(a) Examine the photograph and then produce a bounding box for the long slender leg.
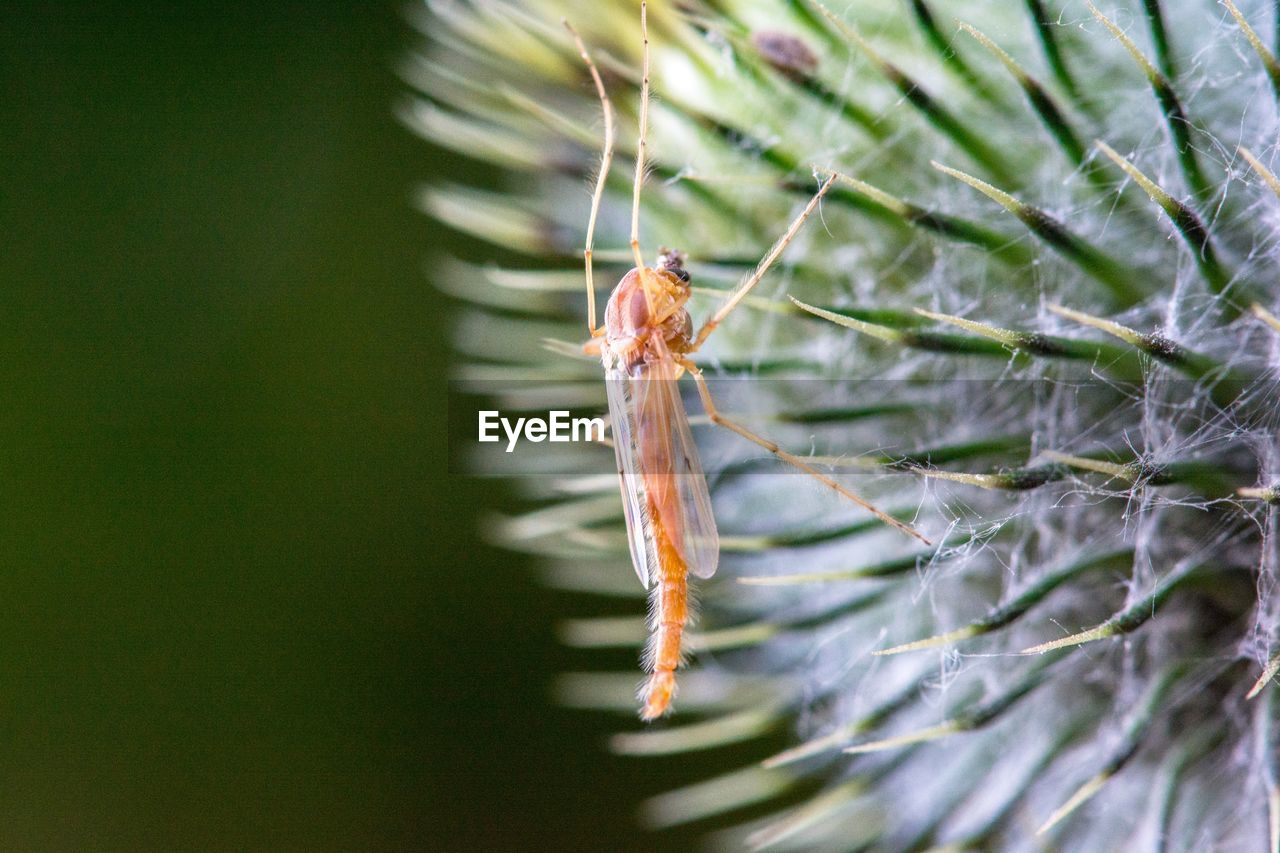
[630,0,651,272]
[689,173,836,352]
[677,356,931,545]
[563,20,615,335]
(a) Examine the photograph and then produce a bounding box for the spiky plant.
[411,0,1280,848]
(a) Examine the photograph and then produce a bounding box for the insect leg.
[630,0,651,272]
[676,356,931,545]
[563,20,615,335]
[689,173,836,352]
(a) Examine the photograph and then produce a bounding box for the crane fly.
[564,3,929,721]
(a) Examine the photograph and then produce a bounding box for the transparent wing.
[605,366,657,588]
[627,356,719,581]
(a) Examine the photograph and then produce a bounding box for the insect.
[564,3,929,721]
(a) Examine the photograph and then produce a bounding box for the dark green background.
[0,3,682,849]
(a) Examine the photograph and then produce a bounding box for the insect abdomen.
[640,511,689,720]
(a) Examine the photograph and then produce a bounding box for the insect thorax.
[602,258,694,369]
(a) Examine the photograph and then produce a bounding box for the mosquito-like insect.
[564,3,929,721]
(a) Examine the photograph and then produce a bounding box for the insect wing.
[629,366,719,580]
[605,367,657,588]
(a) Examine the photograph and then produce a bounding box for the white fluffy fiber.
[417,0,1280,848]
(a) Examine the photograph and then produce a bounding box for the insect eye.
[673,268,691,283]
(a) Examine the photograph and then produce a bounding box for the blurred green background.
[0,2,677,849]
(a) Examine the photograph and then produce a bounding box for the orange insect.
[564,3,928,721]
